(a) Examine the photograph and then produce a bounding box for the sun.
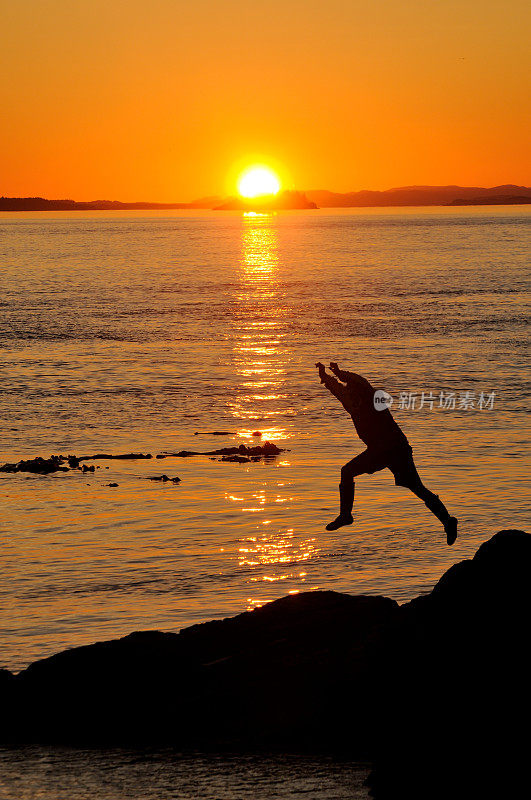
[237,166,281,198]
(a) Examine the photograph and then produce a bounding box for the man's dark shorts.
[344,444,420,487]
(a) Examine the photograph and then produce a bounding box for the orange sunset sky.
[1,0,530,201]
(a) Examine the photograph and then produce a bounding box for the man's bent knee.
[340,464,355,482]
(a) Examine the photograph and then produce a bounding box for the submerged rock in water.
[220,455,251,463]
[0,444,283,470]
[194,431,233,436]
[148,475,181,483]
[159,442,284,459]
[1,451,153,475]
[216,442,283,457]
[79,453,152,461]
[0,455,67,474]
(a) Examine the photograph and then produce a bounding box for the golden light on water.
[237,527,318,569]
[229,212,290,434]
[225,213,321,609]
[237,522,319,601]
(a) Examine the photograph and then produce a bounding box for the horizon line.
[1,182,531,208]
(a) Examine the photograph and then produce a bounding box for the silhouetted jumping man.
[316,362,458,545]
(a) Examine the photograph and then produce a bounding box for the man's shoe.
[445,516,458,546]
[326,514,353,532]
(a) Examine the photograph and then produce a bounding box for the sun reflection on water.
[229,213,293,438]
[226,214,320,608]
[238,522,320,610]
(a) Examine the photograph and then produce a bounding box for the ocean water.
[0,748,370,800]
[1,207,530,678]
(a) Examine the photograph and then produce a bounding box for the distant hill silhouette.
[1,185,530,212]
[306,184,531,207]
[215,190,317,211]
[0,196,220,211]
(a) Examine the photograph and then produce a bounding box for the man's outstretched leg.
[326,477,354,531]
[325,455,369,531]
[406,477,458,545]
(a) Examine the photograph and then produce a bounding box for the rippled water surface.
[0,748,370,800]
[1,207,530,674]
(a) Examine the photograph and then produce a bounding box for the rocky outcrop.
[0,530,528,795]
[0,668,14,689]
[1,591,396,751]
[366,529,531,798]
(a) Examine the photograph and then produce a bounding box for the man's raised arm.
[330,362,370,390]
[316,362,349,404]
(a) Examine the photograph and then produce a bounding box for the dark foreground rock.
[1,591,396,752]
[367,529,531,799]
[1,530,529,797]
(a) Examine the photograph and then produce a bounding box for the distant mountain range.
[1,185,530,211]
[304,184,531,207]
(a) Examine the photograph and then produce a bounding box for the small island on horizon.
[214,190,317,211]
[1,184,530,212]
